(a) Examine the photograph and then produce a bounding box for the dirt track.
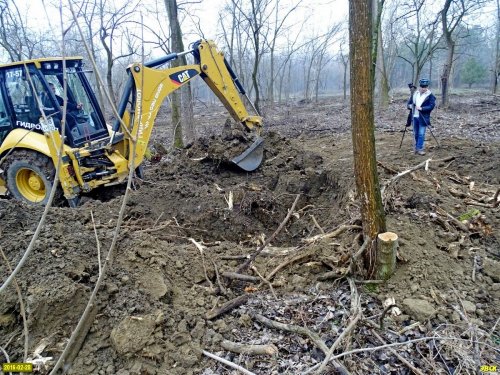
[0,92,499,374]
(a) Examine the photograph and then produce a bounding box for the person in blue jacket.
[407,78,436,155]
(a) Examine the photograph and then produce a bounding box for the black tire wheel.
[4,150,62,205]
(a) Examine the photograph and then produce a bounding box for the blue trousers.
[413,117,427,151]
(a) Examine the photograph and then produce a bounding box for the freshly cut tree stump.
[376,232,398,280]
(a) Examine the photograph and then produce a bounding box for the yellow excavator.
[0,40,263,206]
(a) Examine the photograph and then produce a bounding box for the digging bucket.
[231,137,264,171]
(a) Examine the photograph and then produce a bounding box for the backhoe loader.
[0,40,263,206]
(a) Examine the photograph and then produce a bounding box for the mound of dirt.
[1,93,499,374]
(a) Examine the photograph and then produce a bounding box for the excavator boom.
[112,39,263,171]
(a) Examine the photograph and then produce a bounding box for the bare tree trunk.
[377,27,390,107]
[493,0,500,93]
[165,0,195,146]
[371,0,385,86]
[440,33,454,108]
[349,0,386,276]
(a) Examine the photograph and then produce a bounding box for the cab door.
[0,73,13,145]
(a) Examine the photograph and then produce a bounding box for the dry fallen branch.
[371,330,426,375]
[265,252,314,282]
[315,278,361,374]
[303,224,362,243]
[493,188,500,208]
[251,312,349,373]
[430,204,469,232]
[90,211,102,276]
[381,158,432,196]
[305,335,498,374]
[346,238,371,276]
[221,272,260,283]
[202,349,256,375]
[377,160,399,174]
[310,215,325,234]
[251,266,277,299]
[206,294,249,320]
[221,340,278,356]
[251,312,328,353]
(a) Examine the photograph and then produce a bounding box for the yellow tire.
[4,150,60,205]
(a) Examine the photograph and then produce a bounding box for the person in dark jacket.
[48,83,83,112]
[407,78,436,155]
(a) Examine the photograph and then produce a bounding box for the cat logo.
[178,70,190,83]
[169,69,198,86]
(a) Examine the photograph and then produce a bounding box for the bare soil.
[0,91,499,375]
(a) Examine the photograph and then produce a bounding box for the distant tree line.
[0,0,498,111]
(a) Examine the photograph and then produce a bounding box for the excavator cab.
[1,59,108,148]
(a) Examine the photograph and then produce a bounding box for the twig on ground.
[377,160,399,174]
[220,255,250,260]
[251,312,328,353]
[371,330,426,375]
[353,279,385,284]
[211,259,226,295]
[251,312,350,373]
[303,224,362,244]
[189,238,214,291]
[472,255,480,282]
[221,340,278,356]
[379,304,397,330]
[251,266,277,299]
[346,238,371,275]
[381,158,432,196]
[90,211,102,276]
[304,335,499,374]
[206,294,249,320]
[135,220,173,233]
[0,345,11,375]
[202,349,256,375]
[493,188,500,208]
[152,212,164,228]
[237,194,301,273]
[0,246,29,362]
[265,252,314,282]
[430,204,469,232]
[315,278,361,374]
[221,272,260,283]
[310,215,325,234]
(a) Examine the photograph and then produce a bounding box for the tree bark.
[493,0,500,93]
[164,0,195,146]
[349,0,387,276]
[376,232,397,280]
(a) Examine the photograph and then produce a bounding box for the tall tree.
[338,38,349,101]
[349,0,386,276]
[231,0,273,113]
[439,0,484,107]
[493,0,500,93]
[264,0,302,105]
[0,0,39,61]
[96,0,138,100]
[398,0,441,86]
[165,0,194,147]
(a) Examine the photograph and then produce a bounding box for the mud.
[0,92,499,374]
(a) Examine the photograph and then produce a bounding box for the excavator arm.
[113,39,263,171]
